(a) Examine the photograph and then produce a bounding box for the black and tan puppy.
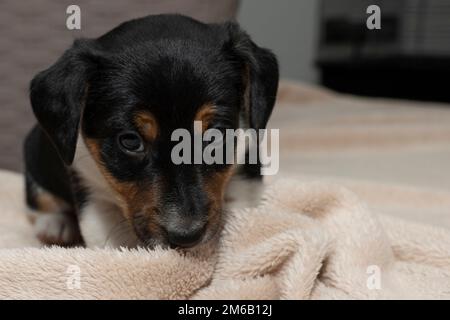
[24,14,278,249]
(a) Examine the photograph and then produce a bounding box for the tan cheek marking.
[204,166,235,224]
[84,137,139,217]
[195,104,216,132]
[128,183,162,236]
[84,137,162,229]
[135,112,159,141]
[208,167,234,200]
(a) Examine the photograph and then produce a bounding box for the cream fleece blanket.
[0,170,449,299]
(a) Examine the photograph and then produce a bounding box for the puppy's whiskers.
[103,218,130,247]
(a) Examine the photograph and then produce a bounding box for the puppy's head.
[30,15,279,248]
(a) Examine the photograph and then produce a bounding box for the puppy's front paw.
[33,212,82,246]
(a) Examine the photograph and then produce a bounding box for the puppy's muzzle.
[163,218,207,248]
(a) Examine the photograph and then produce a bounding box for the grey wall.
[238,0,320,83]
[0,0,239,172]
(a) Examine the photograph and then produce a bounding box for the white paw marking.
[33,211,79,246]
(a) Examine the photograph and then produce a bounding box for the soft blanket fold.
[0,171,449,299]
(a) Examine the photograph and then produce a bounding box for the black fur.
[24,14,279,248]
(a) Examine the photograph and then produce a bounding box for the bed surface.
[272,81,450,228]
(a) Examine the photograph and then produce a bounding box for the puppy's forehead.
[86,33,243,131]
[118,57,238,127]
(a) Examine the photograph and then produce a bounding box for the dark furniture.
[317,0,450,102]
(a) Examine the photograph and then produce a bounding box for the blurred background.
[1,0,450,173]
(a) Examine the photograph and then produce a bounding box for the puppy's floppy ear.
[223,23,279,178]
[224,22,279,130]
[30,39,99,165]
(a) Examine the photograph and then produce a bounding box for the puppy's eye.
[117,131,144,154]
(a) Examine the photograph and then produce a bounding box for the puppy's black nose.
[165,222,206,248]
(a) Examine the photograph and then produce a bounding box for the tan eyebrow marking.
[194,103,216,132]
[134,111,159,141]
